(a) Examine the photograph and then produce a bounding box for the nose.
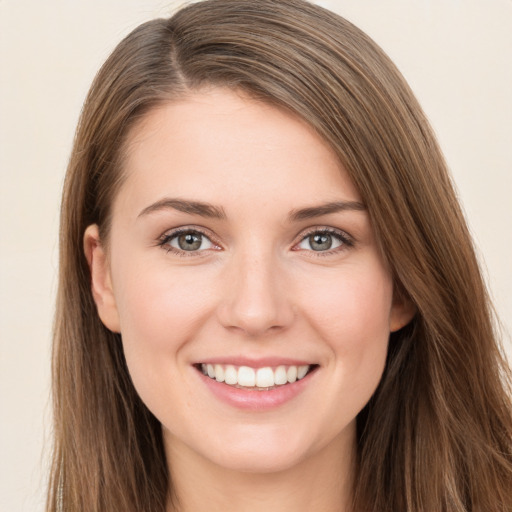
[216,249,294,337]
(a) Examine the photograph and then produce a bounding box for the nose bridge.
[218,243,293,336]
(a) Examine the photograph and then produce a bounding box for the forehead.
[116,88,361,218]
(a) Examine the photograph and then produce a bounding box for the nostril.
[216,296,295,337]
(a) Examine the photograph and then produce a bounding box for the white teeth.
[238,366,255,387]
[224,365,238,385]
[287,366,297,383]
[214,364,225,382]
[200,363,313,388]
[297,365,309,380]
[256,367,274,388]
[274,365,288,385]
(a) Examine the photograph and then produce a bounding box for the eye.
[160,229,216,253]
[295,229,352,253]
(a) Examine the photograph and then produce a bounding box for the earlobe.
[389,293,416,333]
[83,224,121,333]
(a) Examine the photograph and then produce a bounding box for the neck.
[165,429,355,512]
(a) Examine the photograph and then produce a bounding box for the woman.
[47,0,512,510]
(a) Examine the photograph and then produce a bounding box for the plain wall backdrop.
[1,0,511,510]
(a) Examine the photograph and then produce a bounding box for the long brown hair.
[48,0,512,510]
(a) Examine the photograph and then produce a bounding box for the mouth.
[195,363,319,391]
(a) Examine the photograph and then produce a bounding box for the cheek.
[110,255,216,395]
[299,261,393,387]
[113,255,212,343]
[303,263,393,341]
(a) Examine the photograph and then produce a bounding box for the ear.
[83,224,121,333]
[389,290,416,333]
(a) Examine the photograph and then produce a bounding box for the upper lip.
[194,356,316,368]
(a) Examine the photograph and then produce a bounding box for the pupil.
[178,233,202,251]
[310,233,332,251]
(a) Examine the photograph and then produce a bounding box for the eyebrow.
[138,198,227,219]
[137,198,365,222]
[288,200,366,221]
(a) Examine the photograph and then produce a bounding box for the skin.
[85,88,414,511]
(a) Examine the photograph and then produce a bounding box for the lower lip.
[197,369,316,411]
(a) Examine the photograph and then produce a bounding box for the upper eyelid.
[159,225,217,241]
[296,226,353,241]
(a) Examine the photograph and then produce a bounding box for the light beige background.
[1,1,510,510]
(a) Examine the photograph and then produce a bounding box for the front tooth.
[256,367,274,388]
[287,366,298,383]
[297,365,309,380]
[207,364,215,378]
[274,365,288,385]
[214,364,225,382]
[238,366,256,387]
[224,365,237,385]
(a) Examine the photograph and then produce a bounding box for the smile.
[199,363,315,390]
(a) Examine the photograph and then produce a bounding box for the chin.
[208,445,308,474]
[189,423,328,474]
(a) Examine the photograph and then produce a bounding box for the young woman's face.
[86,89,412,474]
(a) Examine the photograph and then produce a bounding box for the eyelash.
[157,226,354,257]
[157,227,220,257]
[293,227,354,257]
